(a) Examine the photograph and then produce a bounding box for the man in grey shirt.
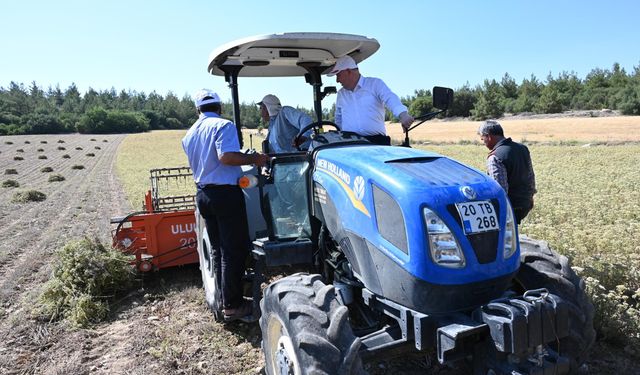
[478,120,536,224]
[258,94,313,153]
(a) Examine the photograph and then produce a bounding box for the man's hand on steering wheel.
[292,135,308,148]
[294,120,340,151]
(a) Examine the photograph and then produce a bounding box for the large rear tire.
[260,273,364,375]
[197,224,224,322]
[515,236,595,372]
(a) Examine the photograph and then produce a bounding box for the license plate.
[455,200,499,234]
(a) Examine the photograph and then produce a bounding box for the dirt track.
[0,134,133,373]
[1,133,638,374]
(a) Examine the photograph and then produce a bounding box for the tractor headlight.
[424,208,465,268]
[503,200,517,259]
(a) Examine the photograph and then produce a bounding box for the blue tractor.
[197,33,595,374]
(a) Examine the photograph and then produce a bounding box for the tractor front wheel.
[514,236,595,372]
[260,273,364,375]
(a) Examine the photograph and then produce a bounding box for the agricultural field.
[0,115,639,374]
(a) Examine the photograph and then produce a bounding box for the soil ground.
[0,132,638,374]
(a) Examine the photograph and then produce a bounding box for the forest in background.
[1,62,639,135]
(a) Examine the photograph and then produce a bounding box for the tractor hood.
[312,144,519,291]
[314,145,488,190]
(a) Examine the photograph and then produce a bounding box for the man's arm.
[286,108,315,148]
[220,151,269,167]
[334,92,343,127]
[487,155,509,192]
[215,122,270,166]
[374,78,413,129]
[527,154,536,195]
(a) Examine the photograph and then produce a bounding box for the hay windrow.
[36,238,135,328]
[2,180,19,188]
[11,190,47,203]
[48,174,65,182]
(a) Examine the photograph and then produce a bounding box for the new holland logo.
[353,176,365,201]
[461,186,477,200]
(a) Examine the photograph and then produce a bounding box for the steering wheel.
[294,120,340,151]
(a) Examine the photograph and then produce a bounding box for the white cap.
[326,55,358,76]
[258,94,282,116]
[193,88,221,108]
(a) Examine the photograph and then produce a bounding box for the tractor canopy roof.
[208,32,380,77]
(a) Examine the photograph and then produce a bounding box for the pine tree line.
[2,62,639,135]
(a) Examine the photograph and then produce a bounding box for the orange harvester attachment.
[111,167,198,272]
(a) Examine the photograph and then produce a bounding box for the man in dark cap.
[478,119,536,224]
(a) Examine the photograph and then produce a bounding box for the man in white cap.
[327,55,414,145]
[182,89,269,322]
[258,94,314,153]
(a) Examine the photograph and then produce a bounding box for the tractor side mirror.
[323,86,337,96]
[319,86,337,101]
[433,86,454,111]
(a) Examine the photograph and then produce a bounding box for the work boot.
[223,300,256,323]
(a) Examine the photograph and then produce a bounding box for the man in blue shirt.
[182,89,269,322]
[327,55,414,145]
[258,94,314,153]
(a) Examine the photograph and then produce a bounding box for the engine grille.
[447,199,501,264]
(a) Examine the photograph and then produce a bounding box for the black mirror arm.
[408,109,446,131]
[401,108,447,147]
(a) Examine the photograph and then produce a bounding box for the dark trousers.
[514,202,533,225]
[342,131,391,146]
[196,185,250,309]
[363,134,391,146]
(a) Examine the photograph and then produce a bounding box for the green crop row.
[427,143,640,350]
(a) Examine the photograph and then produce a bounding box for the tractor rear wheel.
[198,226,224,322]
[260,273,364,375]
[514,236,595,372]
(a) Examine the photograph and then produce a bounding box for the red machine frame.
[111,167,198,272]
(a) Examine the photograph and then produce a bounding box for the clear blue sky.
[2,0,639,110]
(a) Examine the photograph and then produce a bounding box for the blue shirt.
[267,106,313,153]
[182,112,242,186]
[335,75,408,136]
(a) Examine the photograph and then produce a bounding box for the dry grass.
[116,130,190,209]
[106,120,640,373]
[386,115,640,144]
[116,129,261,209]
